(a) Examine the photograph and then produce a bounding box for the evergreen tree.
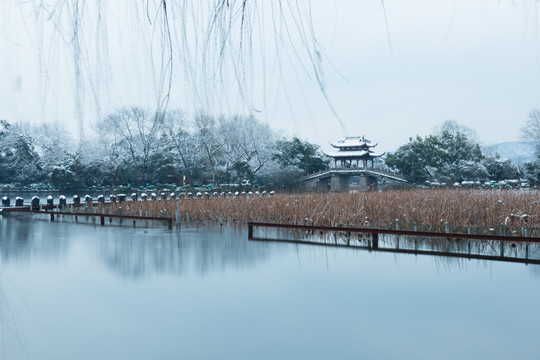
[273,137,329,175]
[386,121,488,184]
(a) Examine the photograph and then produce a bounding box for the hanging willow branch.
[19,0,346,137]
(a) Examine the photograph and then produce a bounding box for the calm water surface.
[0,214,539,360]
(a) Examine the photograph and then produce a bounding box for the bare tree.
[162,110,197,184]
[219,115,277,175]
[96,106,165,184]
[521,108,540,144]
[194,113,224,185]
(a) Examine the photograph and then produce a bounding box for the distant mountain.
[482,142,537,164]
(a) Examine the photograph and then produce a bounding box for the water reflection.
[0,214,70,263]
[97,225,276,279]
[3,214,540,279]
[0,216,278,279]
[250,226,540,266]
[2,215,540,360]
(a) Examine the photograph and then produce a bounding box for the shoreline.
[2,189,540,237]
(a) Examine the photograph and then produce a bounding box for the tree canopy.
[386,121,520,184]
[273,137,329,175]
[0,110,326,190]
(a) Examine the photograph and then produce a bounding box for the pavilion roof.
[330,136,377,149]
[323,150,385,158]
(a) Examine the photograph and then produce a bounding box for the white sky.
[1,0,540,153]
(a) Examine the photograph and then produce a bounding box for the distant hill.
[482,142,537,164]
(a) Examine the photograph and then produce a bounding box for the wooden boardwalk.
[248,222,540,265]
[247,222,540,243]
[1,205,174,229]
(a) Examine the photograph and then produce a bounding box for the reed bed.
[90,189,540,235]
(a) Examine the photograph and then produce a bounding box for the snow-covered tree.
[94,107,165,185]
[193,113,226,185]
[273,137,329,176]
[386,120,494,184]
[521,108,540,145]
[219,115,277,178]
[0,120,43,184]
[520,108,540,185]
[482,155,522,181]
[159,110,197,185]
[32,122,73,169]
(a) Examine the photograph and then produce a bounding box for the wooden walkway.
[247,222,540,265]
[1,205,174,229]
[247,222,540,243]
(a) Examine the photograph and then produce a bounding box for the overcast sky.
[1,0,539,153]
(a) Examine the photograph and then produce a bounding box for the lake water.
[1,214,539,360]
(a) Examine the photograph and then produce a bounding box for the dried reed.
[92,189,540,234]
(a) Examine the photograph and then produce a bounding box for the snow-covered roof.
[323,150,385,158]
[330,136,377,149]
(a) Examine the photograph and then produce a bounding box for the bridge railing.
[303,167,407,182]
[362,168,407,181]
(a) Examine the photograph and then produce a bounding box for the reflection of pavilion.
[323,136,385,169]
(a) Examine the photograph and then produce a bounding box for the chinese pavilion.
[324,136,385,169]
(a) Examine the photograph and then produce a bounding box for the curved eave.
[323,151,385,158]
[329,141,378,149]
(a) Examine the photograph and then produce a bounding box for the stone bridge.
[302,168,407,192]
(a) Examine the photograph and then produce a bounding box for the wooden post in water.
[176,200,180,227]
[248,224,253,239]
[467,227,472,255]
[100,216,105,226]
[372,232,379,249]
[31,196,40,211]
[1,196,10,207]
[395,219,400,249]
